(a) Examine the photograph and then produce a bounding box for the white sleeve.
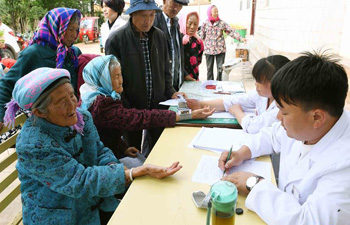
[245,168,350,225]
[244,121,284,158]
[240,107,279,134]
[223,90,258,112]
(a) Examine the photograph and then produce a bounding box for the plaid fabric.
[30,8,81,68]
[140,37,152,108]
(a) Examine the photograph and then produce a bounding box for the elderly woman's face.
[62,22,79,47]
[44,83,78,127]
[211,6,219,19]
[186,14,198,36]
[111,66,123,94]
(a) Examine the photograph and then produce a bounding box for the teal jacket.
[16,108,125,225]
[0,43,81,121]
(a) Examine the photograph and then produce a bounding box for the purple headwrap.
[4,67,84,134]
[30,8,82,69]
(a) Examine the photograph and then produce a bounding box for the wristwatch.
[246,175,264,192]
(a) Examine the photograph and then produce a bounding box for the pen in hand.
[223,145,233,177]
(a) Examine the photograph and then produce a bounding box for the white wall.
[253,0,346,60]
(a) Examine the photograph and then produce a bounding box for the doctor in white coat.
[219,52,350,225]
[100,0,127,49]
[187,55,290,134]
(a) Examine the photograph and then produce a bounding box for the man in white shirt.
[219,51,350,224]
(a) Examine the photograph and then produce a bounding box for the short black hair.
[101,0,125,15]
[252,55,290,83]
[271,51,348,117]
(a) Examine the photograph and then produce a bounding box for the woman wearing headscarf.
[0,7,82,130]
[179,11,204,81]
[80,55,215,163]
[199,5,244,81]
[4,67,182,225]
[100,0,126,49]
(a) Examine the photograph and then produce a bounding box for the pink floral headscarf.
[207,5,220,23]
[179,11,201,45]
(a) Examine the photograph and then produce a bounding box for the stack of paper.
[192,155,272,185]
[191,127,252,153]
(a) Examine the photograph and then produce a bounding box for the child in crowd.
[187,55,290,134]
[220,51,350,224]
[179,11,204,81]
[80,55,214,167]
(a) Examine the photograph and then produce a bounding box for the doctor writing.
[218,51,350,225]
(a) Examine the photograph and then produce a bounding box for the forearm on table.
[200,99,225,111]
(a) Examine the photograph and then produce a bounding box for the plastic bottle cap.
[236,208,244,215]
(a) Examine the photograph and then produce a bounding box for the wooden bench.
[0,113,27,225]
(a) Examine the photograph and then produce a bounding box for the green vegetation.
[0,0,101,33]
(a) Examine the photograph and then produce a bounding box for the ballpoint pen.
[223,145,233,176]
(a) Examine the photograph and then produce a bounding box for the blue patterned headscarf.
[30,7,81,68]
[80,55,121,110]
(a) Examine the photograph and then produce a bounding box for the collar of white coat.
[308,111,350,171]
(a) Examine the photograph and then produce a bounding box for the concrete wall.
[252,0,347,61]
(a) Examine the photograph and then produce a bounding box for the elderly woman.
[80,55,214,163]
[179,11,204,81]
[4,68,182,225]
[0,7,82,130]
[100,0,126,49]
[199,5,243,81]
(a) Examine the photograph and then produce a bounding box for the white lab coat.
[222,90,279,134]
[243,111,350,225]
[100,16,126,48]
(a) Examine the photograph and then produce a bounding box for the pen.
[223,145,233,176]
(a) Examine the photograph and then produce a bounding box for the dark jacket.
[153,12,186,90]
[0,43,81,121]
[88,95,176,158]
[105,19,176,110]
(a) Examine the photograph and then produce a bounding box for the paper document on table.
[191,155,272,185]
[159,99,181,106]
[191,127,252,152]
[208,112,235,119]
[220,84,245,93]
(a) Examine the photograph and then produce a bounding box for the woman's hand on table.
[124,147,140,157]
[127,162,183,182]
[144,162,182,179]
[186,99,201,110]
[191,106,215,119]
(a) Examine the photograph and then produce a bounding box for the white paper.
[208,112,235,119]
[220,84,245,93]
[191,127,252,152]
[159,99,181,106]
[191,155,272,185]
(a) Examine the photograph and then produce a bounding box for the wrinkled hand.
[145,161,182,179]
[191,106,215,119]
[222,171,255,196]
[124,147,140,157]
[218,150,244,172]
[171,92,188,99]
[186,99,201,110]
[228,104,243,115]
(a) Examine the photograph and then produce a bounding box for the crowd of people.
[1,0,350,224]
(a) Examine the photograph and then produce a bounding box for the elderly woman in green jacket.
[0,7,82,130]
[4,67,182,225]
